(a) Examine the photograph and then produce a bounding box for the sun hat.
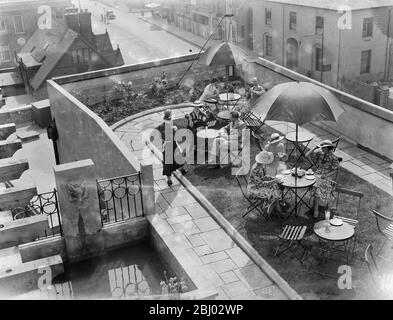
[255,151,274,165]
[317,139,334,149]
[269,133,284,144]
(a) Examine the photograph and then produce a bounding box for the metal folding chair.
[241,111,264,133]
[274,225,308,264]
[371,210,393,263]
[364,244,392,298]
[235,175,268,220]
[331,187,363,228]
[332,136,341,152]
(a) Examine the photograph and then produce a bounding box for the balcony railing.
[97,173,144,226]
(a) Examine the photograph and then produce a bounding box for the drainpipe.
[384,7,392,81]
[282,5,285,66]
[336,27,342,89]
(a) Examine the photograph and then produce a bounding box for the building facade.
[15,9,124,98]
[0,0,73,69]
[158,0,253,47]
[252,0,393,101]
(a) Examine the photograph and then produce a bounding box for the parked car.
[106,11,116,20]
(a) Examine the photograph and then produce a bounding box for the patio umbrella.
[252,81,344,125]
[197,41,250,68]
[197,41,253,104]
[252,81,345,215]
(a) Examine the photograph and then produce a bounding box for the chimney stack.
[64,11,92,36]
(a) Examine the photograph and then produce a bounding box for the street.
[73,0,199,65]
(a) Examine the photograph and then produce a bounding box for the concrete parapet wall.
[55,54,225,105]
[0,123,16,140]
[0,105,32,126]
[19,236,66,263]
[0,158,28,182]
[148,215,197,293]
[0,254,63,298]
[102,217,148,251]
[47,80,140,179]
[0,184,36,210]
[0,139,22,159]
[0,215,48,249]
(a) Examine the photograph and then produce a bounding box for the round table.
[217,110,231,121]
[313,220,355,262]
[279,174,316,217]
[313,220,354,242]
[280,174,316,188]
[286,131,315,143]
[218,93,241,110]
[196,128,219,139]
[196,128,219,164]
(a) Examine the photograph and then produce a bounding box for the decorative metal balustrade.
[97,173,144,226]
[12,189,62,239]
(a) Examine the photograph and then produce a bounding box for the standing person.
[249,77,265,104]
[157,110,187,186]
[306,140,340,218]
[264,133,288,176]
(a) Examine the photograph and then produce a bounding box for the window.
[362,17,373,38]
[83,48,90,63]
[289,12,296,30]
[240,25,245,38]
[264,35,272,57]
[360,50,371,74]
[55,8,64,19]
[71,48,90,64]
[0,45,11,62]
[315,47,323,71]
[13,15,24,34]
[0,18,6,33]
[265,8,272,25]
[315,16,324,35]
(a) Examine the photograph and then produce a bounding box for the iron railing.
[97,173,144,226]
[12,189,62,239]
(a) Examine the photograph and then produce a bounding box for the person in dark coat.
[158,110,186,186]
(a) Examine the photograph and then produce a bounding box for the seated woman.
[196,78,220,115]
[247,151,282,215]
[263,133,288,176]
[185,103,207,130]
[306,139,340,218]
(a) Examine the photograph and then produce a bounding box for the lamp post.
[384,7,392,81]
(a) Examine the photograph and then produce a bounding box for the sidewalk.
[137,16,207,49]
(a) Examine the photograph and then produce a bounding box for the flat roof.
[263,0,393,11]
[0,72,23,87]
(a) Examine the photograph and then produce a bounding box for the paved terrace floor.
[112,106,393,299]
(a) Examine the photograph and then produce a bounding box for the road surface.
[74,0,199,65]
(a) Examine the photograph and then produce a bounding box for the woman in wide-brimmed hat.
[306,139,340,217]
[247,151,282,217]
[263,133,288,176]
